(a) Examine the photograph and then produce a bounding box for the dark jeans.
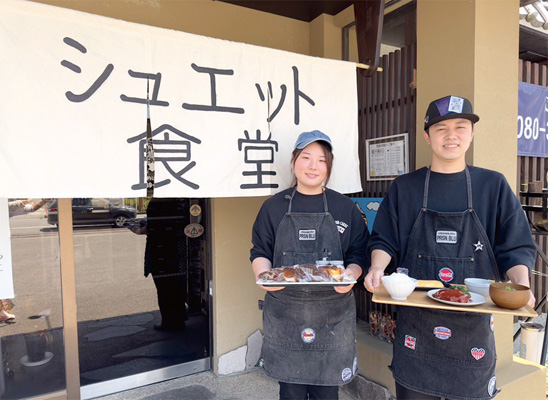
[396,382,443,400]
[279,382,338,400]
[153,274,187,328]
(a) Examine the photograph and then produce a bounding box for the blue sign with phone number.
[518,82,548,157]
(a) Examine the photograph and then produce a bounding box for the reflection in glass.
[75,197,210,387]
[2,199,65,399]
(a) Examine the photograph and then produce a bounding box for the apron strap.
[422,169,431,209]
[287,187,297,214]
[464,165,473,209]
[322,189,329,214]
[422,166,473,209]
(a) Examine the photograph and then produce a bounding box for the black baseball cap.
[424,95,479,130]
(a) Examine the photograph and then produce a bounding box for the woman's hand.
[334,263,362,294]
[252,257,285,292]
[258,284,286,292]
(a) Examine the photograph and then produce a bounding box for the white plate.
[427,289,486,306]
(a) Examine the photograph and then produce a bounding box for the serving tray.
[372,283,537,317]
[257,278,356,287]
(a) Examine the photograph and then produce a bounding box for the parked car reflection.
[47,198,137,228]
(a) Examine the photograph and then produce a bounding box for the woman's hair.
[290,140,334,187]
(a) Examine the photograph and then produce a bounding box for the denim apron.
[391,167,501,399]
[261,188,358,386]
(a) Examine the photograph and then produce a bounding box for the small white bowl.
[382,275,418,301]
[464,278,494,298]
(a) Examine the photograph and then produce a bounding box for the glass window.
[75,197,210,390]
[2,199,65,399]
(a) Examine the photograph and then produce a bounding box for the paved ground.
[94,369,357,400]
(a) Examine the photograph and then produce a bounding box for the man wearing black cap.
[364,95,536,399]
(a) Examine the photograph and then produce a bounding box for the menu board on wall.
[0,199,15,299]
[366,133,409,181]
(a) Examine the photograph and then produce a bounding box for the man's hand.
[506,264,536,308]
[363,249,392,293]
[363,265,385,293]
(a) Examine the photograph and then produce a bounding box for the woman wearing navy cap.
[364,96,536,399]
[251,130,369,399]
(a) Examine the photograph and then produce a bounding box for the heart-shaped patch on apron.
[471,347,485,360]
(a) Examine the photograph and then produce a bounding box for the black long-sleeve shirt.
[250,187,370,269]
[367,166,536,277]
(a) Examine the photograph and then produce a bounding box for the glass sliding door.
[1,199,66,399]
[71,197,211,399]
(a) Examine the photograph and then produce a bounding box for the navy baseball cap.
[294,130,333,150]
[424,95,479,130]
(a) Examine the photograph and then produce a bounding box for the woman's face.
[292,141,328,194]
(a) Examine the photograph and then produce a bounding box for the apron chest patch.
[436,230,457,244]
[488,376,497,396]
[433,326,452,340]
[438,267,454,282]
[298,229,316,241]
[473,240,484,251]
[341,367,352,383]
[301,328,316,343]
[404,335,416,350]
[471,347,486,360]
[487,377,497,397]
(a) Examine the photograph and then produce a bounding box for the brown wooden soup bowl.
[489,282,530,310]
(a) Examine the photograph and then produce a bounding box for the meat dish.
[432,288,472,303]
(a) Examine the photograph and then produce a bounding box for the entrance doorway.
[1,197,211,400]
[78,197,212,399]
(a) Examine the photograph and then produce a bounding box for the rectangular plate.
[372,283,537,317]
[415,286,446,291]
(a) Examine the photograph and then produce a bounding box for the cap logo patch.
[471,347,486,360]
[435,96,465,116]
[448,96,465,113]
[435,96,451,116]
[433,326,452,340]
[438,267,454,282]
[404,335,416,350]
[301,328,316,343]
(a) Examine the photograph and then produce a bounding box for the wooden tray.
[372,284,537,318]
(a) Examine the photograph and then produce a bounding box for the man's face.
[424,118,475,168]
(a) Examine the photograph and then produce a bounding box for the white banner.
[0,0,361,198]
[0,199,15,299]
